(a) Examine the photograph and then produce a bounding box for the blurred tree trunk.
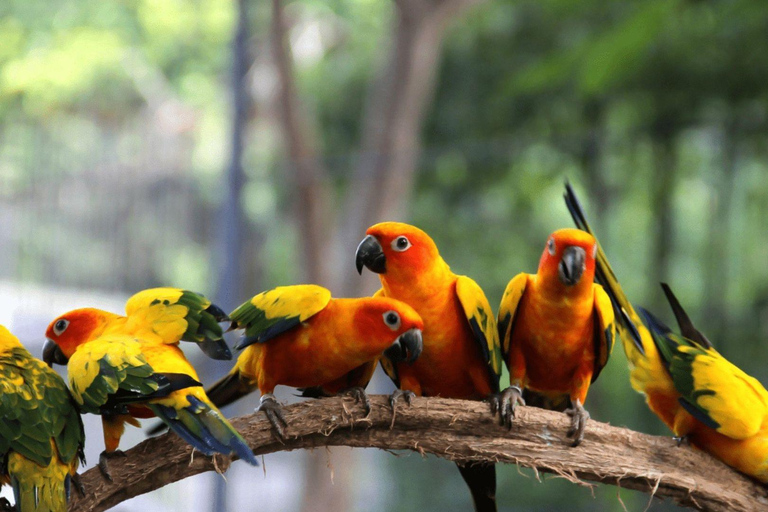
[338,0,484,296]
[702,110,738,345]
[214,1,254,510]
[270,1,485,511]
[579,99,609,236]
[649,115,677,296]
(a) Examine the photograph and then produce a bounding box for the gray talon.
[389,389,415,413]
[490,386,525,429]
[344,387,371,416]
[565,399,590,447]
[98,450,126,482]
[258,393,288,439]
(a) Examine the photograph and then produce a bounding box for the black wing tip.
[659,282,713,349]
[205,303,230,323]
[199,338,233,360]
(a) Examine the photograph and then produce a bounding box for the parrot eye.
[391,236,411,252]
[547,238,556,255]
[382,311,401,330]
[53,319,69,336]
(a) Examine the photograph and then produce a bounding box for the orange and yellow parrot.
[0,325,84,512]
[42,288,257,480]
[355,222,502,512]
[495,228,615,446]
[205,284,424,438]
[565,182,768,482]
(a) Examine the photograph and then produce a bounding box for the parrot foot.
[257,393,288,439]
[565,399,590,447]
[342,387,371,417]
[0,497,13,511]
[489,386,526,429]
[673,435,689,447]
[389,389,415,412]
[71,472,86,497]
[98,449,126,482]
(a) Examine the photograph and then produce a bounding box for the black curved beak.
[383,328,423,365]
[558,246,586,286]
[355,235,386,275]
[42,339,69,367]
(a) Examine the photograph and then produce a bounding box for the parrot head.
[356,222,442,279]
[538,228,597,288]
[357,297,424,364]
[43,308,117,366]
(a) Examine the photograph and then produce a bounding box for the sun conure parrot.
[205,284,424,438]
[565,182,768,482]
[42,288,257,480]
[0,324,84,512]
[355,222,502,512]
[495,228,615,446]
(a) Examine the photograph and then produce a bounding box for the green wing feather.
[231,285,332,349]
[125,288,231,360]
[0,346,85,468]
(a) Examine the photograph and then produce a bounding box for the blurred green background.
[2,0,767,510]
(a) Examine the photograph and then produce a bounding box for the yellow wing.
[455,275,502,393]
[497,273,530,360]
[680,346,768,439]
[591,285,615,382]
[230,284,332,349]
[124,287,231,360]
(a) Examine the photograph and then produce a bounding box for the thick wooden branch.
[69,396,768,512]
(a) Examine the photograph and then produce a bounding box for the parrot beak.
[384,328,423,365]
[355,235,386,275]
[558,246,586,286]
[42,339,69,367]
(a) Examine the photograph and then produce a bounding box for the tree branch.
[68,396,768,512]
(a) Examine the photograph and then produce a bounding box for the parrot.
[205,284,424,438]
[495,228,616,446]
[565,182,768,482]
[0,324,84,512]
[42,287,257,480]
[355,222,502,512]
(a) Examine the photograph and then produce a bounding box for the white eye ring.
[391,236,411,252]
[547,238,556,255]
[53,319,69,336]
[382,311,401,331]
[592,244,597,259]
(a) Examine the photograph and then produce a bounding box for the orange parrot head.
[355,297,424,364]
[355,222,441,279]
[43,308,117,366]
[537,228,597,288]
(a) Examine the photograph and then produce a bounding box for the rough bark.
[69,396,768,512]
